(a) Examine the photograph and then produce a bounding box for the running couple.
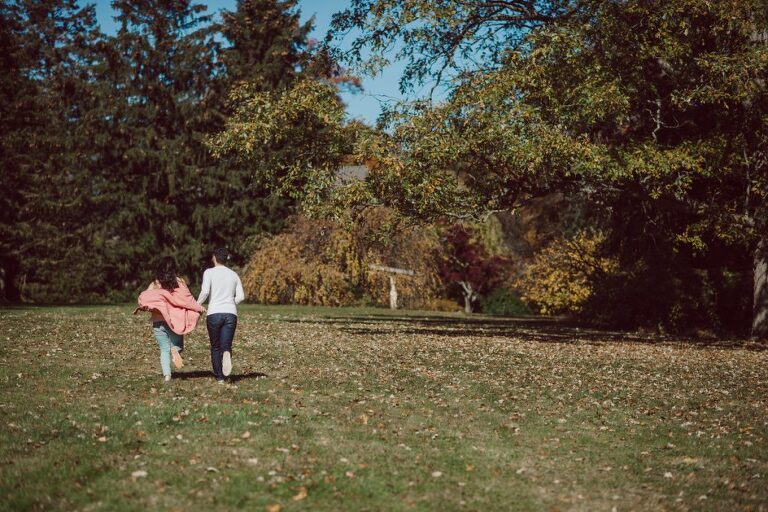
[136,248,244,384]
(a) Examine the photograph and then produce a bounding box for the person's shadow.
[172,370,268,382]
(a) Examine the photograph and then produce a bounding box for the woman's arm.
[197,270,211,305]
[235,275,245,305]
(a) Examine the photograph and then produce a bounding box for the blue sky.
[89,0,421,125]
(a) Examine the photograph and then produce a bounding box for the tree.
[515,231,618,315]
[242,209,444,308]
[219,0,313,90]
[86,0,222,294]
[327,0,576,93]
[439,224,507,313]
[207,79,352,216]
[315,0,768,335]
[0,0,105,301]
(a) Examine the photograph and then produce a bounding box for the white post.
[367,264,413,310]
[389,276,398,310]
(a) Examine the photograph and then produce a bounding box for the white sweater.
[197,265,245,316]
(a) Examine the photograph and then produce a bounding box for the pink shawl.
[135,282,203,335]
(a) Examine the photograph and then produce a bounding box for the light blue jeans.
[152,321,184,377]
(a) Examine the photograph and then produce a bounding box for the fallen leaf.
[292,486,308,501]
[241,431,251,439]
[265,505,281,512]
[131,470,147,479]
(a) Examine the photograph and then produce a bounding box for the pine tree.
[188,0,323,269]
[220,0,313,90]
[0,0,104,301]
[94,0,221,291]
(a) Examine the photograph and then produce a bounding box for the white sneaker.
[163,375,171,382]
[222,351,232,377]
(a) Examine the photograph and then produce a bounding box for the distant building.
[335,164,369,185]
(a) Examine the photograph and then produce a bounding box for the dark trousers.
[206,313,237,381]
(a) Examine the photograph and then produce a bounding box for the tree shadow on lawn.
[172,370,268,382]
[276,313,766,351]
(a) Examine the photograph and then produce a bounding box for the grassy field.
[0,305,766,511]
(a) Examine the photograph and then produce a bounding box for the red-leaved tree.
[439,224,507,313]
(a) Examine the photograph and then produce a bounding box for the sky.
[89,0,419,125]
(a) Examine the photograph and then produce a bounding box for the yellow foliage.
[515,231,618,315]
[243,209,445,308]
[424,298,462,312]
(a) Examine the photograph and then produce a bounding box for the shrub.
[479,288,531,316]
[515,231,618,315]
[425,298,462,312]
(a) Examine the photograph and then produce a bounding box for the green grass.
[0,305,766,511]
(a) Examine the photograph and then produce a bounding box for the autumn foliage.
[515,231,619,315]
[243,208,444,308]
[438,224,508,313]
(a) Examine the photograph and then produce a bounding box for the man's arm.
[197,270,211,304]
[235,275,245,305]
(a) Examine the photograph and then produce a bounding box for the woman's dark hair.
[213,247,230,264]
[155,256,179,291]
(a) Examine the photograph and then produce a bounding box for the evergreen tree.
[0,0,104,301]
[93,0,221,292]
[220,0,313,90]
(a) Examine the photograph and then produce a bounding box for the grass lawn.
[1,305,766,511]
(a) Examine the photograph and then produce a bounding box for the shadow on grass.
[274,313,766,351]
[173,370,268,381]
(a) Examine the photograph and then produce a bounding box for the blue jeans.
[206,313,237,381]
[152,321,183,377]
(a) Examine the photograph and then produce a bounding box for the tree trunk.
[0,261,21,302]
[752,232,768,340]
[459,281,475,313]
[463,294,472,313]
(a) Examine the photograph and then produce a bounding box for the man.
[197,248,244,383]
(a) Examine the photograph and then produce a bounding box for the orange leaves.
[243,209,445,308]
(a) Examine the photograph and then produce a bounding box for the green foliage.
[0,0,105,302]
[321,0,768,333]
[478,288,531,317]
[219,0,313,90]
[208,79,348,213]
[0,0,344,302]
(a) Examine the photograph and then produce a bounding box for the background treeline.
[2,0,767,338]
[0,0,332,302]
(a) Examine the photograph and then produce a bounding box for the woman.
[136,257,204,382]
[197,248,244,383]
